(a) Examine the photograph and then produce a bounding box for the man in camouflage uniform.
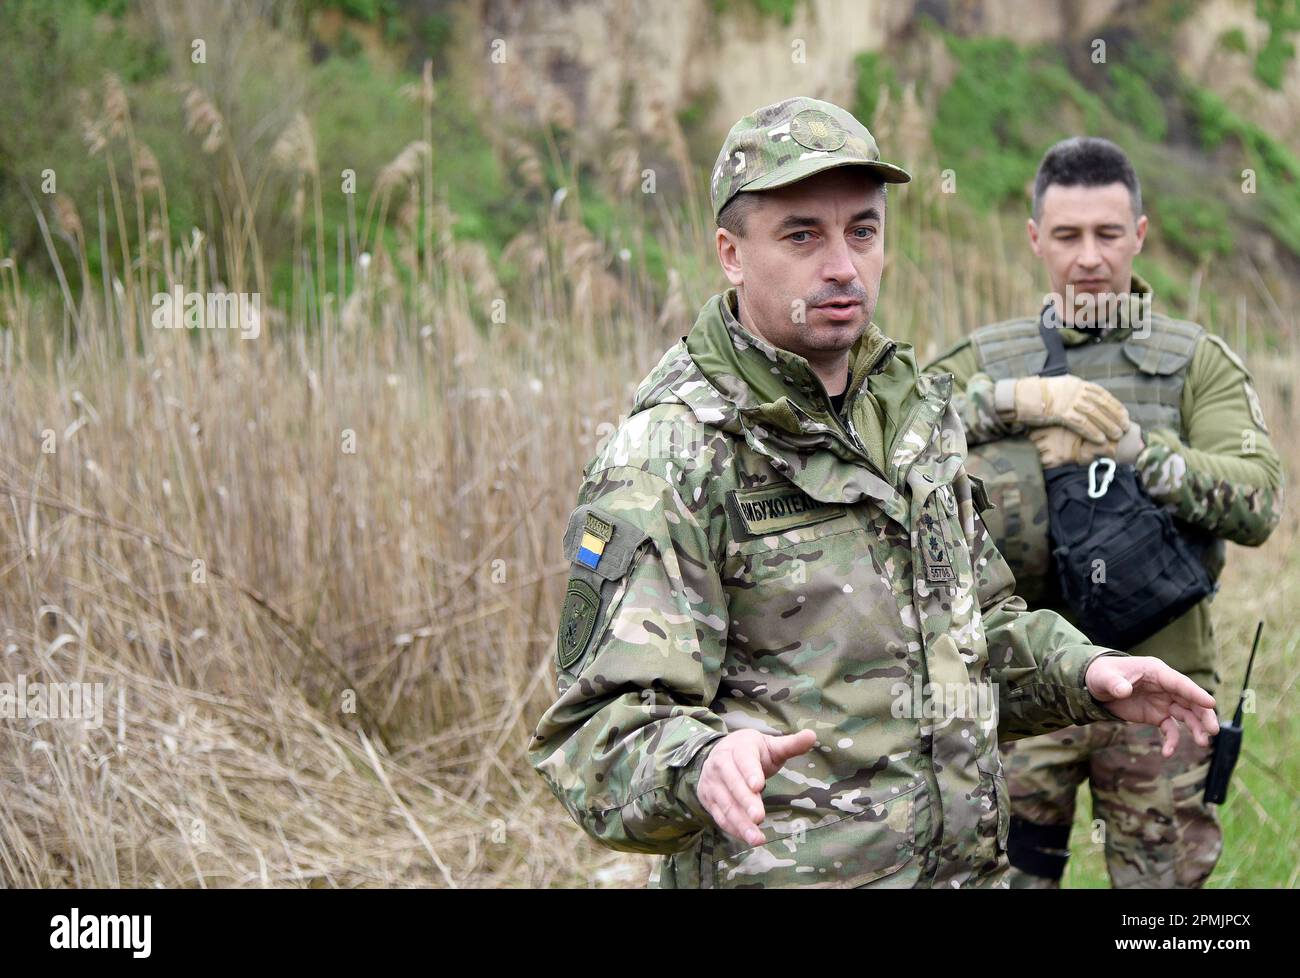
[926,137,1283,888]
[529,100,1219,889]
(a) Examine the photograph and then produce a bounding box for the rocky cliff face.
[469,0,1297,157]
[1176,0,1300,148]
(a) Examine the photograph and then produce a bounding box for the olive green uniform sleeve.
[1135,335,1284,546]
[965,494,1122,741]
[527,465,728,855]
[926,341,1028,446]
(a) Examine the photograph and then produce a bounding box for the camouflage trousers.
[1001,720,1221,888]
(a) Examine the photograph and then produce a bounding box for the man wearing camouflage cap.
[528,98,1219,888]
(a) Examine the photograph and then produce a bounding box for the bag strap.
[1037,305,1069,377]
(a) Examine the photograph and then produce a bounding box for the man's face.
[1028,182,1148,321]
[716,167,885,367]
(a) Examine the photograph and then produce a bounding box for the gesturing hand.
[697,728,818,847]
[1085,655,1220,757]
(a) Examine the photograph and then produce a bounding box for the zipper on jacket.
[812,339,896,469]
[885,398,926,483]
[809,377,881,477]
[842,410,869,458]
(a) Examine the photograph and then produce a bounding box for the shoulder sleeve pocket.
[561,504,652,581]
[556,505,654,676]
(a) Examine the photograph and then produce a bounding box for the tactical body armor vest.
[967,309,1225,609]
[971,311,1200,433]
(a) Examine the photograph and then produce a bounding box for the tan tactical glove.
[994,375,1130,444]
[1030,421,1145,469]
[1114,421,1145,464]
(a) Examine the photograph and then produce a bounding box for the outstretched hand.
[1086,655,1219,756]
[696,729,818,846]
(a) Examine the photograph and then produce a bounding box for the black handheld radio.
[1203,620,1263,805]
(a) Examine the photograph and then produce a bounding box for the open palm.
[1086,654,1219,756]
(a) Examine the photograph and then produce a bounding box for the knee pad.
[1007,815,1071,881]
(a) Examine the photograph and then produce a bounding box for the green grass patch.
[932,33,1105,208]
[1156,195,1235,261]
[1188,86,1300,257]
[1109,65,1168,142]
[853,51,901,129]
[1219,27,1249,54]
[1254,0,1300,89]
[710,0,809,26]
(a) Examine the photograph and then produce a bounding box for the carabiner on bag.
[1087,457,1116,499]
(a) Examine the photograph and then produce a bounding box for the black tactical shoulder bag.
[1038,319,1216,651]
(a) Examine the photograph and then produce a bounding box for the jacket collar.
[690,287,898,440]
[659,288,945,522]
[1050,272,1154,346]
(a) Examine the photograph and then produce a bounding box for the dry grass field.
[0,64,1295,889]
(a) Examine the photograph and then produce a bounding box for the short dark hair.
[1032,137,1142,221]
[717,175,887,238]
[717,191,761,237]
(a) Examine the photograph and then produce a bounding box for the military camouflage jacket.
[926,277,1283,692]
[529,288,1123,888]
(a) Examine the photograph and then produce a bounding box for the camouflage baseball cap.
[710,96,911,222]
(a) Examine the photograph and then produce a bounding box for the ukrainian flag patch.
[576,512,614,569]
